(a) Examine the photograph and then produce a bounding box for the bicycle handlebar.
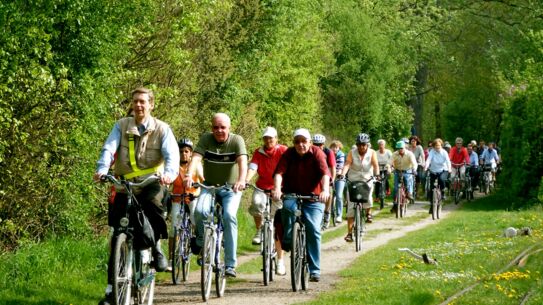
[193,182,232,191]
[282,194,320,201]
[101,174,160,189]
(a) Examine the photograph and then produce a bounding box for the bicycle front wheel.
[201,228,214,302]
[354,204,364,252]
[290,222,303,292]
[262,222,271,286]
[137,254,155,305]
[181,219,192,282]
[400,191,407,218]
[112,233,132,305]
[432,189,439,220]
[300,228,309,291]
[172,229,181,284]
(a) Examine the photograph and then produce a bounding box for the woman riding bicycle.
[330,140,345,224]
[168,138,204,270]
[424,138,451,206]
[375,139,392,204]
[407,135,425,197]
[339,133,379,242]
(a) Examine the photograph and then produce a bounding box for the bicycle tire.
[300,227,309,291]
[290,222,302,292]
[355,204,364,252]
[399,189,407,218]
[331,197,337,227]
[201,228,214,302]
[181,224,191,282]
[112,233,132,305]
[395,190,401,219]
[171,229,181,284]
[215,231,226,298]
[262,222,271,286]
[432,188,439,220]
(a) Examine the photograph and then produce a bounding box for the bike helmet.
[402,137,410,144]
[177,138,193,150]
[312,134,326,144]
[355,133,370,144]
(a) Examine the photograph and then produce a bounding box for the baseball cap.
[293,128,311,140]
[395,141,405,149]
[262,126,277,138]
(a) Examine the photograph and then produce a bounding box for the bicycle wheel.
[290,221,303,292]
[262,222,271,286]
[395,190,401,219]
[431,188,439,220]
[215,231,226,298]
[171,228,181,284]
[112,233,132,305]
[136,250,155,305]
[181,214,192,282]
[300,228,309,291]
[400,189,407,218]
[437,190,442,219]
[355,204,364,252]
[201,228,214,302]
[331,197,337,227]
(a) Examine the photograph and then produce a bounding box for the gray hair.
[377,139,386,145]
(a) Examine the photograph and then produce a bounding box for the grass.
[303,193,543,305]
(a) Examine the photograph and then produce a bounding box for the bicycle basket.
[348,181,371,203]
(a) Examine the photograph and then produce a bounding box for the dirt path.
[154,197,465,304]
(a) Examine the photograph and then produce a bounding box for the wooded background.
[1,0,541,250]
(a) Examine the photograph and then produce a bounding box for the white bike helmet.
[312,134,326,144]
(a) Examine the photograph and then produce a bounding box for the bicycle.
[246,184,276,286]
[450,163,465,205]
[481,164,494,194]
[169,193,193,284]
[427,171,443,220]
[376,164,388,210]
[101,174,158,305]
[346,177,373,252]
[464,165,474,201]
[394,170,412,218]
[283,193,319,292]
[194,182,230,302]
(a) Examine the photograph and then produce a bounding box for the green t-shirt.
[194,132,247,185]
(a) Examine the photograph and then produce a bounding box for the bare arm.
[184,152,203,188]
[272,173,283,201]
[233,154,248,192]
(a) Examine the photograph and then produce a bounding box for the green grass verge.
[303,193,543,305]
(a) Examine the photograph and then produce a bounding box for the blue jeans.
[334,179,345,218]
[281,199,324,276]
[393,171,413,203]
[194,188,242,268]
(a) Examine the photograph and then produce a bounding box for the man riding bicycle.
[184,113,247,278]
[94,87,180,305]
[389,140,417,213]
[272,128,330,283]
[245,126,288,275]
[449,137,470,180]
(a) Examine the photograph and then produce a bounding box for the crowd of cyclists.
[94,87,501,304]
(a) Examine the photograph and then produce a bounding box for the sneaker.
[276,260,286,276]
[322,220,330,230]
[225,267,237,278]
[252,230,261,245]
[190,237,201,255]
[335,216,342,224]
[309,274,320,282]
[196,253,203,266]
[98,292,113,305]
[165,264,173,272]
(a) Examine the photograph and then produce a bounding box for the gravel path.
[154,197,465,304]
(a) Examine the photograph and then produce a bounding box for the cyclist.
[443,141,452,154]
[245,126,288,275]
[480,141,500,181]
[467,143,480,190]
[375,139,392,204]
[477,140,488,157]
[168,138,204,271]
[408,135,425,197]
[312,134,336,229]
[184,113,247,278]
[94,87,180,305]
[424,138,451,206]
[330,140,345,224]
[272,128,331,283]
[339,133,379,241]
[449,137,470,182]
[389,140,417,213]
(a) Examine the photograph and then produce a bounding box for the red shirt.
[449,146,470,167]
[274,146,330,195]
[249,144,288,190]
[323,147,336,169]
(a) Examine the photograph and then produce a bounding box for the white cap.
[262,126,277,138]
[293,128,311,140]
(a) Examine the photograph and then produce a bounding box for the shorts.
[248,189,282,217]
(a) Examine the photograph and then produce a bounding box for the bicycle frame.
[170,193,192,284]
[394,170,412,218]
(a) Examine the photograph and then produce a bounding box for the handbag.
[132,209,156,250]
